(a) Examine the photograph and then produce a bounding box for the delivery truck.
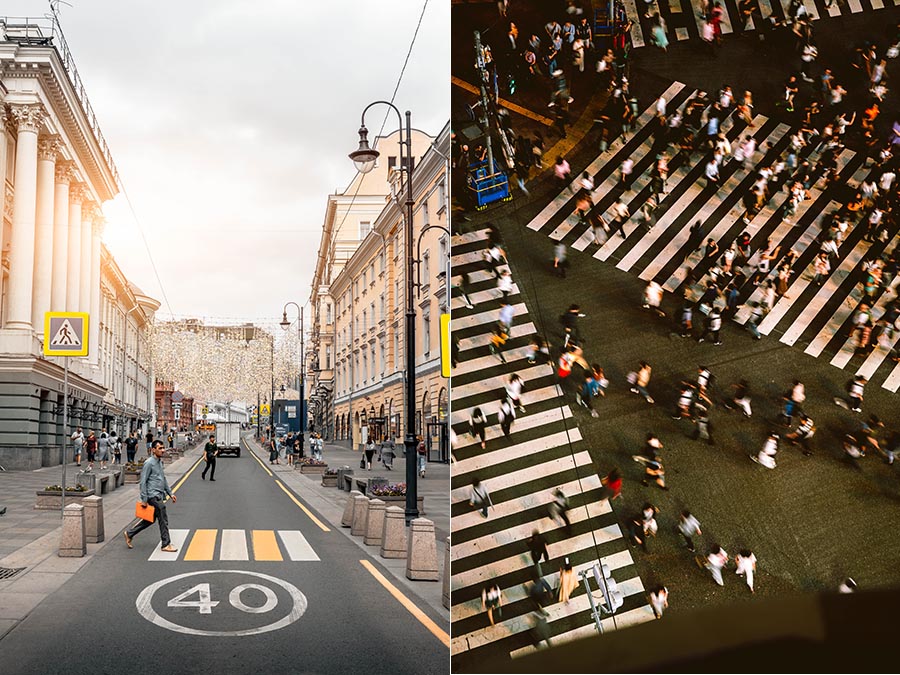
[216,420,242,457]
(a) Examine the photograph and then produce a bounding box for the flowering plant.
[323,468,339,476]
[296,456,327,467]
[44,484,87,492]
[370,482,407,497]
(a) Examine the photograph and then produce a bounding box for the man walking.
[71,427,85,467]
[124,440,178,552]
[125,432,139,464]
[678,510,702,552]
[201,434,218,481]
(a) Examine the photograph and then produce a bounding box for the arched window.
[437,388,447,421]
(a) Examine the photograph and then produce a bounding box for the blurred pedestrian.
[649,585,669,618]
[470,478,492,518]
[735,549,757,593]
[678,510,703,552]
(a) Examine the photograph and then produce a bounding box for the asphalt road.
[0,437,448,675]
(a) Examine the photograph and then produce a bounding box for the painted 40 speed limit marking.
[136,570,307,636]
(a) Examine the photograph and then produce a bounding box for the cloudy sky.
[7,0,448,325]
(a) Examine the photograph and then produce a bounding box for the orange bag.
[135,501,155,523]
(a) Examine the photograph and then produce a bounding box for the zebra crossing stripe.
[871,0,884,9]
[527,82,687,233]
[847,0,863,11]
[453,303,527,332]
[451,283,521,311]
[453,346,535,377]
[148,529,190,561]
[451,407,574,451]
[452,385,567,427]
[814,232,900,361]
[856,325,900,384]
[220,529,249,560]
[277,530,320,561]
[454,429,583,476]
[620,0,647,47]
[251,530,283,561]
[452,363,554,402]
[184,529,217,561]
[451,548,633,623]
[453,572,646,657]
[452,474,602,533]
[452,499,612,563]
[510,605,655,660]
[882,360,900,393]
[458,323,537,353]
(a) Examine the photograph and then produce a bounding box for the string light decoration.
[148,320,302,405]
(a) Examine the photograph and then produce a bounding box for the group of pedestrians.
[70,427,143,471]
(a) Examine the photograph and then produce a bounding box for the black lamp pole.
[280,302,305,449]
[350,102,419,524]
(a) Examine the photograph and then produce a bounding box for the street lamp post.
[350,101,419,523]
[280,302,305,450]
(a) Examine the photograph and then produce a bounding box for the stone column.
[32,137,61,334]
[79,201,94,314]
[89,214,104,365]
[6,104,46,330]
[66,185,84,312]
[0,108,9,261]
[51,163,73,312]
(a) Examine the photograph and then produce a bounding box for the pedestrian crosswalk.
[146,529,320,562]
[525,80,900,392]
[450,230,653,660]
[626,0,896,51]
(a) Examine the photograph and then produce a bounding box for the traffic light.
[592,562,623,613]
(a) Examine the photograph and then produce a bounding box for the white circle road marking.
[136,570,307,637]
[230,583,278,614]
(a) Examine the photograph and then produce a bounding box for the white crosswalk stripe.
[146,528,319,562]
[451,231,651,658]
[514,78,900,392]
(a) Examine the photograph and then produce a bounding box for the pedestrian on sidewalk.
[381,436,396,470]
[125,431,138,464]
[470,478,492,518]
[417,435,427,477]
[124,440,178,553]
[201,434,218,481]
[268,435,279,465]
[678,510,703,552]
[98,430,110,471]
[85,431,97,472]
[703,544,729,586]
[111,432,122,465]
[71,427,85,467]
[649,585,669,619]
[365,438,376,471]
[470,408,488,450]
[735,549,757,593]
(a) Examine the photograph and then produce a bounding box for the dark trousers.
[202,457,216,480]
[680,532,696,551]
[126,496,170,547]
[126,449,136,463]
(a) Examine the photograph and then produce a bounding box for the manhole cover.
[0,567,26,580]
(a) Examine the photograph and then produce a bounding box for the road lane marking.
[359,559,450,648]
[220,529,250,561]
[274,480,331,533]
[149,529,190,561]
[252,530,283,561]
[451,76,554,126]
[246,441,274,476]
[184,529,218,561]
[171,456,204,493]
[277,530,320,561]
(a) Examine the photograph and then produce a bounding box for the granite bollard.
[83,495,104,544]
[364,499,386,547]
[59,503,86,557]
[341,490,363,527]
[350,495,369,536]
[406,518,439,581]
[380,506,407,559]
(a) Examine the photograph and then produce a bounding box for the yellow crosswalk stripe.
[184,529,218,561]
[251,530,283,561]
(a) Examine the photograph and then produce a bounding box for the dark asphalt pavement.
[0,436,448,675]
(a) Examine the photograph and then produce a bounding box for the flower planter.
[124,471,141,484]
[299,465,327,475]
[374,495,425,515]
[321,474,339,487]
[34,489,96,510]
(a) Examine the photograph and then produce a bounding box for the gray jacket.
[139,455,173,503]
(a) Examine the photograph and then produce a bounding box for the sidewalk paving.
[246,436,451,623]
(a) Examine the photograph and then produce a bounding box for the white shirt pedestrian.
[735,551,757,592]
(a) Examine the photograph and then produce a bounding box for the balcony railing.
[1,15,120,188]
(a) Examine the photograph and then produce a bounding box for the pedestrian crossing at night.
[526,80,900,392]
[623,0,896,50]
[146,529,320,562]
[450,229,653,660]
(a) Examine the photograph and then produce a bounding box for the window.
[362,310,367,333]
[395,279,401,310]
[388,156,397,169]
[422,310,431,357]
[379,249,385,273]
[361,269,366,286]
[371,346,376,381]
[326,303,332,325]
[360,221,372,239]
[362,352,368,383]
[380,342,385,375]
[325,346,331,370]
[370,302,375,328]
[422,250,430,285]
[394,330,400,371]
[438,179,446,213]
[422,200,430,226]
[379,293,385,321]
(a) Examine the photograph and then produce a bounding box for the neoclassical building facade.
[310,122,450,461]
[0,19,157,469]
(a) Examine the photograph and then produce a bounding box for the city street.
[0,435,448,674]
[451,0,900,670]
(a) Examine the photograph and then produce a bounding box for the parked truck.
[216,420,242,457]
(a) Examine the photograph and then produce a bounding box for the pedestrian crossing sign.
[43,312,89,357]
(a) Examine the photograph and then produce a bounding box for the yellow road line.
[359,559,450,649]
[184,529,217,561]
[251,530,283,561]
[246,441,273,476]
[451,75,554,126]
[275,480,331,533]
[171,456,204,494]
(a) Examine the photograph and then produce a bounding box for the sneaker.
[210,478,216,481]
[713,341,722,346]
[630,387,639,394]
[646,397,655,404]
[591,410,599,418]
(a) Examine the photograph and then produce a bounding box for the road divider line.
[274,480,331,533]
[251,530,283,561]
[171,455,204,493]
[245,440,273,476]
[359,559,450,648]
[184,529,217,561]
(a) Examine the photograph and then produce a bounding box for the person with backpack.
[416,435,427,477]
[470,408,488,450]
[111,431,122,465]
